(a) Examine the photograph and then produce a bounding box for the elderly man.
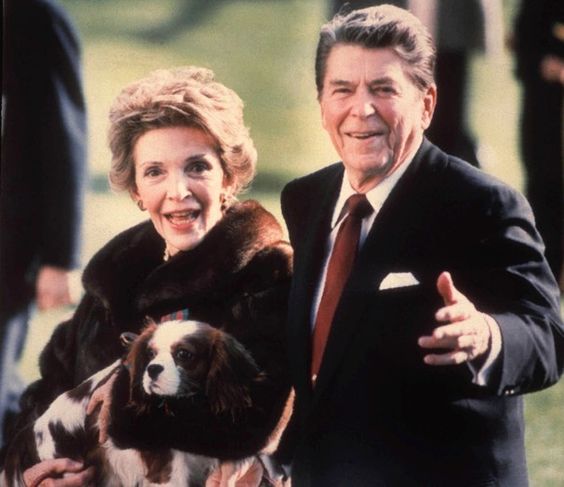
[279,5,563,486]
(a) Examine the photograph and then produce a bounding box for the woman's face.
[132,126,231,256]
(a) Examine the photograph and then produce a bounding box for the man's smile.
[345,130,386,140]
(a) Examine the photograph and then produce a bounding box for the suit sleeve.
[457,184,563,396]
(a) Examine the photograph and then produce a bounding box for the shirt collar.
[331,146,418,228]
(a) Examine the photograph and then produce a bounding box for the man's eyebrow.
[327,79,353,86]
[327,77,396,86]
[369,77,396,85]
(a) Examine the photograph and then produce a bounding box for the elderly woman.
[4,66,292,485]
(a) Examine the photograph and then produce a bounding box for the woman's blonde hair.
[108,66,257,196]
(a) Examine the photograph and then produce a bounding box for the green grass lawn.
[18,0,563,484]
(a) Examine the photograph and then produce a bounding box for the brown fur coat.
[5,200,293,459]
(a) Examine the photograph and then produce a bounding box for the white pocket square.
[379,272,420,290]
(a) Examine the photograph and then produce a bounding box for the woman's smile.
[164,208,201,227]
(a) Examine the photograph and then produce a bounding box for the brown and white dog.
[3,319,277,486]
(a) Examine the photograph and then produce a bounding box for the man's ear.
[421,83,437,130]
[319,96,329,131]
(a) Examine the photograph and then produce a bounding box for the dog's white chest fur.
[102,443,214,487]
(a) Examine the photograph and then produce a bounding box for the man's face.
[319,44,436,192]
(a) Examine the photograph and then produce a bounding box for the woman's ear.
[222,174,235,195]
[220,179,236,211]
[130,186,140,202]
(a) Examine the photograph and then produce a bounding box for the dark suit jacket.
[0,0,86,314]
[280,139,563,486]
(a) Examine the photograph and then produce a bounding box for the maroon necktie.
[311,193,372,378]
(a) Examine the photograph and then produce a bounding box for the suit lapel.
[287,166,344,400]
[311,139,442,405]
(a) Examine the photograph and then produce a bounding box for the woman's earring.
[137,200,146,211]
[220,193,235,212]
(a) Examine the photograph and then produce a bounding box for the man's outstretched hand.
[418,271,491,365]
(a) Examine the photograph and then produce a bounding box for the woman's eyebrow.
[184,154,208,162]
[137,160,163,167]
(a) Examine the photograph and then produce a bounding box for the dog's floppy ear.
[143,316,157,326]
[206,331,261,418]
[125,322,157,410]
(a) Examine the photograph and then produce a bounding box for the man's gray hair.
[315,4,436,97]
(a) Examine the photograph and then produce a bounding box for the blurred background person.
[0,0,87,448]
[512,0,563,285]
[331,0,504,168]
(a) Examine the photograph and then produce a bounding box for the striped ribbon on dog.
[159,308,190,322]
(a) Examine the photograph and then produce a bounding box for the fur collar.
[83,200,291,322]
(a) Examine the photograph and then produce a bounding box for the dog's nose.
[147,364,164,380]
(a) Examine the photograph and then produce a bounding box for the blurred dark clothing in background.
[514,0,563,284]
[0,0,87,448]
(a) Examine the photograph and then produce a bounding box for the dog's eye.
[175,348,193,362]
[147,348,156,360]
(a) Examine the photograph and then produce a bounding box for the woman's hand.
[86,369,118,444]
[205,457,264,487]
[23,459,94,487]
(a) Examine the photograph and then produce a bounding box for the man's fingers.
[427,274,492,367]
[419,316,491,365]
[430,321,477,340]
[435,302,474,323]
[423,350,470,366]
[436,271,458,305]
[418,332,476,350]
